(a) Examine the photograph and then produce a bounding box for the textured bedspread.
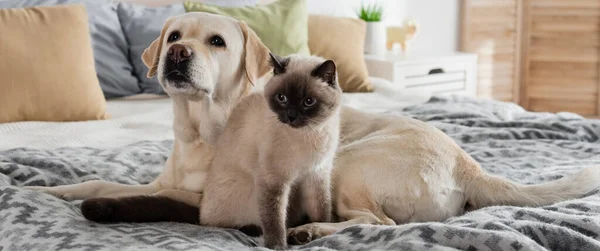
[1,95,600,251]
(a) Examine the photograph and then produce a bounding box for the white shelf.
[365,52,478,97]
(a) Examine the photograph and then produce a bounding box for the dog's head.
[142,12,271,99]
[403,19,418,37]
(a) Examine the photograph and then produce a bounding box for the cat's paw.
[23,186,72,200]
[80,198,118,223]
[238,225,263,237]
[287,223,334,245]
[270,244,287,250]
[264,238,287,250]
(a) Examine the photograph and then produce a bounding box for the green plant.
[357,2,383,22]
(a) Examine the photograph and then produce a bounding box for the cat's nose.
[287,115,298,122]
[286,110,298,123]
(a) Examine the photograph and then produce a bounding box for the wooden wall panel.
[521,0,600,116]
[460,0,521,102]
[462,0,600,117]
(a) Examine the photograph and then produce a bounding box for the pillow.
[184,0,310,56]
[308,15,373,92]
[0,4,108,122]
[117,0,256,94]
[0,0,140,99]
[118,0,257,7]
[117,3,186,94]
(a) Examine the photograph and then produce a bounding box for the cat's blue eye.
[304,97,316,107]
[275,93,287,103]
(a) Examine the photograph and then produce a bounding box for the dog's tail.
[81,196,199,224]
[459,154,600,210]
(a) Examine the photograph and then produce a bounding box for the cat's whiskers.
[265,114,280,127]
[304,121,326,148]
[307,118,325,132]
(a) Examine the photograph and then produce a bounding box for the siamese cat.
[198,54,342,250]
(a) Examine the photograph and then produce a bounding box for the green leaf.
[357,1,383,22]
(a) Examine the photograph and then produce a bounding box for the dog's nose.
[168,44,193,63]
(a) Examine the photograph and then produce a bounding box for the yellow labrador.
[29,12,600,247]
[25,12,271,206]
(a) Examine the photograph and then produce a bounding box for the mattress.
[2,79,600,251]
[0,77,430,150]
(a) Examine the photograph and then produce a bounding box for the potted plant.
[358,2,385,55]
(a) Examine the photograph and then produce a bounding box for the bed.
[1,78,600,250]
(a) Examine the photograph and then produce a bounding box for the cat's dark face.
[264,54,341,129]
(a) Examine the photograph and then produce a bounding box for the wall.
[403,0,459,55]
[306,0,460,55]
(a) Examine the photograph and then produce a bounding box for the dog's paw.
[23,186,73,200]
[287,223,332,245]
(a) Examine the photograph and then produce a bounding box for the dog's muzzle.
[164,44,194,88]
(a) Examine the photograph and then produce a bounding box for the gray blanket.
[2,95,600,251]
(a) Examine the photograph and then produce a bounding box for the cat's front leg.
[257,179,291,250]
[302,170,333,223]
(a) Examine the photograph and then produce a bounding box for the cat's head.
[264,53,342,128]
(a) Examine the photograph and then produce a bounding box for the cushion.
[0,4,108,122]
[0,0,140,99]
[308,15,373,92]
[117,0,256,94]
[117,3,186,94]
[118,0,257,7]
[184,0,310,56]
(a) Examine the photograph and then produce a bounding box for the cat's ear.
[269,52,286,75]
[311,60,337,86]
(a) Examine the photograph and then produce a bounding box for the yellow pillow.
[308,15,374,92]
[0,4,108,123]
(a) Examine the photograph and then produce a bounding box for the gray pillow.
[117,3,185,95]
[0,0,140,99]
[117,1,257,95]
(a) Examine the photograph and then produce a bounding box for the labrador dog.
[25,12,271,209]
[28,12,600,247]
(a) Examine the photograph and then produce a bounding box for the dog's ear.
[238,21,271,85]
[142,18,173,78]
[142,38,161,78]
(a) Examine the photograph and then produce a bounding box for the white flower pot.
[364,21,386,55]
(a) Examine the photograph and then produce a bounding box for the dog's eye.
[209,35,226,47]
[275,93,287,103]
[168,31,181,43]
[304,97,316,107]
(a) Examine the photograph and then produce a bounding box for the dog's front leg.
[24,180,160,201]
[153,188,203,207]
